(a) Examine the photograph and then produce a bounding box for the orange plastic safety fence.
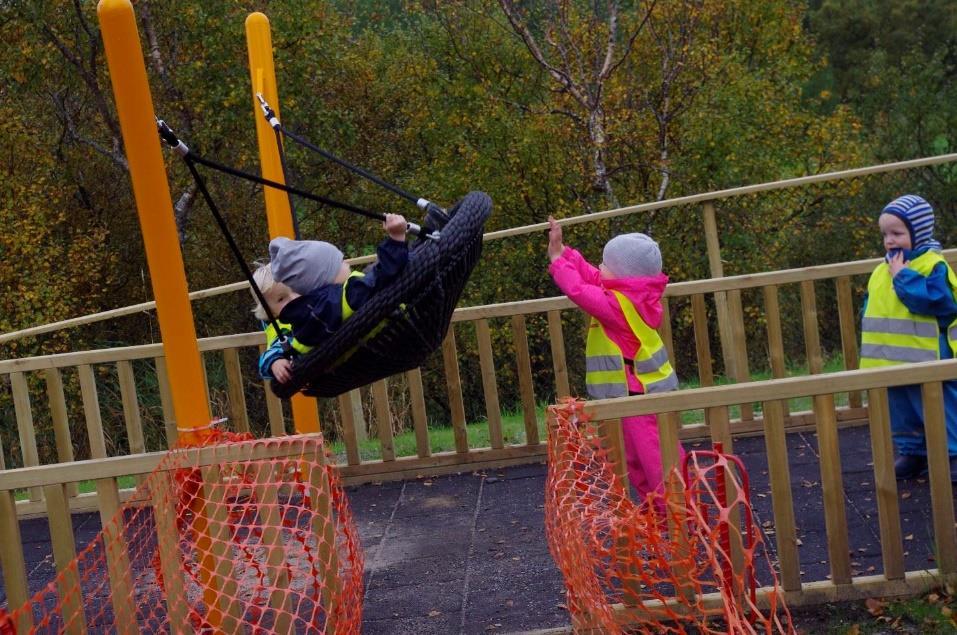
[545,400,793,634]
[8,430,363,634]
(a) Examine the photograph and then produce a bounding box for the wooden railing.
[4,330,957,614]
[4,248,957,521]
[581,359,957,610]
[0,250,957,513]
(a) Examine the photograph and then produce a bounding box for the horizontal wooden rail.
[4,153,955,345]
[584,358,957,420]
[453,250,957,321]
[483,153,957,241]
[8,405,866,517]
[0,435,324,492]
[610,569,948,625]
[0,256,376,345]
[5,248,957,374]
[0,333,262,373]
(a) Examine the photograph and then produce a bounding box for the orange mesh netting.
[545,400,793,634]
[8,429,363,634]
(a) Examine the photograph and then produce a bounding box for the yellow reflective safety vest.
[264,319,312,354]
[263,271,366,353]
[585,290,678,398]
[860,251,957,368]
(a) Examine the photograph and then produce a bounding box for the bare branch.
[548,108,584,124]
[498,0,588,107]
[173,182,199,245]
[602,0,657,79]
[50,90,128,170]
[72,0,96,42]
[555,2,587,98]
[70,0,100,76]
[597,0,619,80]
[39,22,121,141]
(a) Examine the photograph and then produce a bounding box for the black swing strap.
[156,120,291,348]
[255,94,449,223]
[157,120,424,236]
[269,114,302,240]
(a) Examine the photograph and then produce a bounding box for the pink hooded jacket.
[549,246,669,394]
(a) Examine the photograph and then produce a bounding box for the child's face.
[879,213,912,252]
[599,263,615,280]
[263,283,299,316]
[333,262,351,284]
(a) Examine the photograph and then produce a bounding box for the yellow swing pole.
[244,20,341,629]
[97,0,210,442]
[245,11,322,435]
[97,2,229,631]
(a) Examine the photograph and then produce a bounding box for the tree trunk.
[587,107,619,209]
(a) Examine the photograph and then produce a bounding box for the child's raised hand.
[888,249,908,277]
[547,215,565,262]
[271,358,293,383]
[384,214,407,241]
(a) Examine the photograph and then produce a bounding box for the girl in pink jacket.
[547,216,686,501]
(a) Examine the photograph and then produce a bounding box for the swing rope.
[156,118,491,398]
[156,117,443,356]
[255,94,448,224]
[158,120,425,233]
[156,120,288,351]
[269,117,302,240]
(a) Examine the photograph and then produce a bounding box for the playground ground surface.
[1,424,953,634]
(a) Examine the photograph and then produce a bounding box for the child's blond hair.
[251,262,278,321]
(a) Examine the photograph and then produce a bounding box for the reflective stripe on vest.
[341,271,364,320]
[860,251,957,367]
[584,291,677,399]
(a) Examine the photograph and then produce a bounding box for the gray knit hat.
[602,233,662,278]
[269,237,344,294]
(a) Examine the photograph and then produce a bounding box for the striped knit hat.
[881,194,941,251]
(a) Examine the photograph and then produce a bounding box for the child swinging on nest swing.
[252,213,411,383]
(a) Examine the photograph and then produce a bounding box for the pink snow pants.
[622,413,686,501]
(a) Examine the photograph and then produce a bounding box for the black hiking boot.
[894,454,928,480]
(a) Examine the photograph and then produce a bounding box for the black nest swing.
[275,190,491,398]
[157,109,491,400]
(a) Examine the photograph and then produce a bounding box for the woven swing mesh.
[5,430,363,634]
[273,190,493,399]
[545,400,794,634]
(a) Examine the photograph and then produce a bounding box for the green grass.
[16,475,139,502]
[327,408,549,463]
[677,354,853,425]
[791,586,957,633]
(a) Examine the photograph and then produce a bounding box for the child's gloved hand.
[384,214,407,241]
[547,215,565,262]
[887,249,908,277]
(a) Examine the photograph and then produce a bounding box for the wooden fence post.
[702,201,736,380]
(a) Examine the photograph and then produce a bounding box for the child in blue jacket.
[253,213,409,382]
[859,194,957,481]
